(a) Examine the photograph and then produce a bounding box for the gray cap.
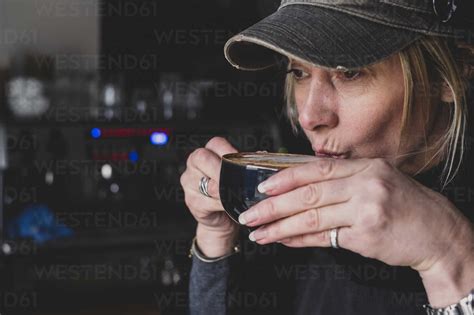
[224,0,471,70]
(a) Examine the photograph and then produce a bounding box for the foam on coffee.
[223,152,316,170]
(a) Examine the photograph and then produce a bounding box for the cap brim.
[224,5,424,71]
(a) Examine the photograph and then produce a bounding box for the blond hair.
[284,36,471,189]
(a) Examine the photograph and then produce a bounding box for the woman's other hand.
[180,137,240,258]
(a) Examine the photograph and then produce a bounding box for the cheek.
[339,84,405,157]
[294,85,308,111]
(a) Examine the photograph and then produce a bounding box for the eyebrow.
[288,59,377,76]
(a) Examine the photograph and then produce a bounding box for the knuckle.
[286,167,298,184]
[186,153,193,169]
[261,200,277,220]
[206,136,228,148]
[301,184,321,206]
[179,172,185,187]
[309,231,328,245]
[192,147,210,165]
[319,230,330,244]
[367,178,392,202]
[305,208,321,230]
[179,171,188,188]
[313,159,335,177]
[267,223,280,239]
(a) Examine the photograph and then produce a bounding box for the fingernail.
[249,231,256,242]
[239,210,258,225]
[258,180,273,194]
[249,228,267,242]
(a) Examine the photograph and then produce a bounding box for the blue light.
[91,128,101,139]
[6,204,73,244]
[128,151,139,162]
[150,132,168,146]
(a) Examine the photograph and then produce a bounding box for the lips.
[313,148,349,159]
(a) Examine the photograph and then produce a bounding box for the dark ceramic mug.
[219,152,316,232]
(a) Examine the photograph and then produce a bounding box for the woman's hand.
[180,137,240,258]
[238,158,474,306]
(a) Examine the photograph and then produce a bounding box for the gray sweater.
[189,254,231,315]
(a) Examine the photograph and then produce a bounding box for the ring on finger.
[199,176,212,198]
[330,228,339,249]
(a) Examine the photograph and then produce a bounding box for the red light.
[92,152,130,161]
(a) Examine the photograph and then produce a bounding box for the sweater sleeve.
[188,236,303,315]
[188,253,234,315]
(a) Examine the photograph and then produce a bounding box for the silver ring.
[199,176,211,198]
[330,228,339,249]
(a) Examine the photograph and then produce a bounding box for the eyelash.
[286,68,362,82]
[286,69,308,80]
[336,70,362,81]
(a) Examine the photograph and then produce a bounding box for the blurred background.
[0,0,313,314]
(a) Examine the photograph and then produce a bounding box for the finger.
[240,177,352,227]
[278,226,352,248]
[259,158,371,195]
[183,167,220,199]
[187,148,222,182]
[205,137,238,157]
[249,203,353,245]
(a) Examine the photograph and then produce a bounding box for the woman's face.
[290,54,411,167]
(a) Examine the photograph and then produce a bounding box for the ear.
[440,81,454,103]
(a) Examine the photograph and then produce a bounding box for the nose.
[297,74,339,132]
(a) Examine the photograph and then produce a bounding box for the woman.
[180,1,474,314]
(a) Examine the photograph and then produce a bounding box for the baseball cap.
[224,0,473,70]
